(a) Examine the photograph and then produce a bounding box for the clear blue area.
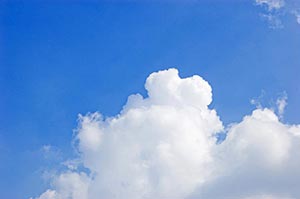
[0,1,299,198]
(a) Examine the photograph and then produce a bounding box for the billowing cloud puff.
[193,108,300,199]
[31,68,300,199]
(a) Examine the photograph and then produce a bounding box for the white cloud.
[32,172,90,199]
[254,0,300,27]
[32,68,300,199]
[242,194,294,199]
[276,93,287,119]
[30,190,57,199]
[292,11,300,24]
[255,0,285,10]
[260,13,284,29]
[41,145,62,161]
[297,15,300,23]
[189,108,300,199]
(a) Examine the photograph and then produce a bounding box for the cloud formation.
[276,93,288,119]
[254,0,300,27]
[31,68,300,199]
[256,0,285,10]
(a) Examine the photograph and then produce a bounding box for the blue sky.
[1,1,300,199]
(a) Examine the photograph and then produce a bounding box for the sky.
[0,0,300,199]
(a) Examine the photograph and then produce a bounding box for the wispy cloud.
[260,13,284,28]
[276,92,288,119]
[292,10,300,24]
[256,0,285,10]
[254,0,300,28]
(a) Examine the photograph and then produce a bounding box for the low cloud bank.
[31,68,300,199]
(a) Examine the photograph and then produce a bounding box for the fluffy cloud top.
[31,68,300,199]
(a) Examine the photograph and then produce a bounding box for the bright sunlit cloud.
[31,68,300,199]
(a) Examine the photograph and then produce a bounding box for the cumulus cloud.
[31,68,300,199]
[192,108,300,199]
